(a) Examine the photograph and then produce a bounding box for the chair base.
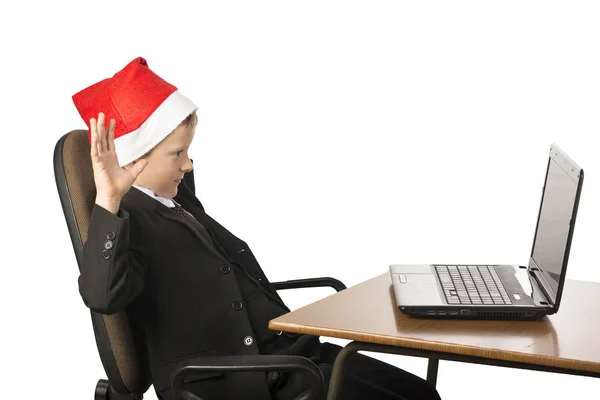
[95,379,143,400]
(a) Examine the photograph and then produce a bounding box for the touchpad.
[405,274,437,284]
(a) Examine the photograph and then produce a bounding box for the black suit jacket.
[79,170,318,400]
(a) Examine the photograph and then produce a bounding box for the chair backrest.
[54,129,152,396]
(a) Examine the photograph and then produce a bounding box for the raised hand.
[90,112,148,213]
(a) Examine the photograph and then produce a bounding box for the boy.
[72,56,442,400]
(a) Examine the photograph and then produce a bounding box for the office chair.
[53,129,347,400]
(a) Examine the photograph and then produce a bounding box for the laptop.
[389,143,584,320]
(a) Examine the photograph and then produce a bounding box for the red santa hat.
[72,56,198,167]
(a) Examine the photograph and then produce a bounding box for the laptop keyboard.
[434,265,513,305]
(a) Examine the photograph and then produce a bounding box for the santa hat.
[72,56,198,167]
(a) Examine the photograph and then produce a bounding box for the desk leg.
[327,342,439,400]
[427,358,439,386]
[326,341,362,400]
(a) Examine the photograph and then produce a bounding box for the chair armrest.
[272,277,346,292]
[170,354,325,400]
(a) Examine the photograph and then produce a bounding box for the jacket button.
[244,336,254,346]
[101,250,111,260]
[104,240,113,250]
[220,265,231,274]
[232,301,243,310]
[106,231,115,240]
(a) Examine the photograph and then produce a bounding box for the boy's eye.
[175,151,182,157]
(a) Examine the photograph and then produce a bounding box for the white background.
[1,1,600,399]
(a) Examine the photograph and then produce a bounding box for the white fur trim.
[114,90,198,167]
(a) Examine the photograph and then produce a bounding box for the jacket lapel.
[122,187,225,261]
[156,208,226,261]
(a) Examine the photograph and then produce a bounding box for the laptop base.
[398,306,548,320]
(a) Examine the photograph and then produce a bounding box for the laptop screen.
[530,149,581,302]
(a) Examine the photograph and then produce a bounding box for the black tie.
[172,204,214,243]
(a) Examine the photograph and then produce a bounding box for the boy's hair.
[180,111,198,128]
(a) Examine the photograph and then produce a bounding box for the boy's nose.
[182,157,193,172]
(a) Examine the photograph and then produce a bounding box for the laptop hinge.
[527,259,556,307]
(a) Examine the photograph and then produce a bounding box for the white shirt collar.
[133,186,178,208]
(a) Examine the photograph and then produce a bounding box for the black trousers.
[272,342,442,400]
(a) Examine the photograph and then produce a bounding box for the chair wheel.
[95,379,110,400]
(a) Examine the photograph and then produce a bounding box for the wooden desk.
[269,273,600,400]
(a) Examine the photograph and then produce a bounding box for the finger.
[95,114,104,156]
[107,118,116,152]
[89,118,99,159]
[98,112,108,153]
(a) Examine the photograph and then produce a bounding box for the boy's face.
[132,120,196,198]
